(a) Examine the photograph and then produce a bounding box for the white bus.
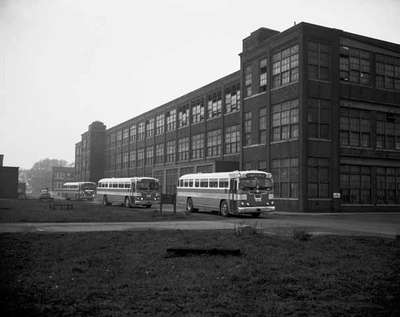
[61,182,97,200]
[176,170,274,217]
[96,177,161,208]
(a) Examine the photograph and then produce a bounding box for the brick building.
[0,154,19,199]
[51,166,75,196]
[75,22,400,212]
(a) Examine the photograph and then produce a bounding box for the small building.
[0,154,19,199]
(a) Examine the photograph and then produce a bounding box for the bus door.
[130,181,135,197]
[229,178,237,210]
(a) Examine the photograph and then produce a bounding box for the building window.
[339,46,370,85]
[259,107,267,144]
[122,128,129,144]
[225,125,240,154]
[137,149,145,166]
[116,153,122,169]
[146,146,153,166]
[191,102,204,124]
[166,140,176,163]
[244,112,252,146]
[155,144,164,164]
[122,151,129,169]
[340,165,371,204]
[308,158,329,198]
[178,106,189,128]
[258,160,267,171]
[116,130,122,144]
[207,92,222,119]
[191,134,204,159]
[376,113,400,150]
[340,108,371,148]
[376,54,400,90]
[138,122,145,141]
[156,114,164,135]
[146,118,154,138]
[271,158,298,198]
[271,99,299,142]
[244,162,252,170]
[166,109,176,132]
[129,150,136,168]
[376,167,400,204]
[272,44,299,88]
[207,129,222,157]
[308,42,330,81]
[130,125,136,143]
[245,65,252,97]
[178,137,189,161]
[225,83,241,114]
[259,58,267,92]
[307,99,330,139]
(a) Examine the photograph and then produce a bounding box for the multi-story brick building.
[51,166,75,196]
[75,22,400,212]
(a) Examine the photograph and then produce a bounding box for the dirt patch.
[0,199,219,223]
[0,231,399,316]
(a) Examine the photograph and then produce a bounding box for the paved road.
[1,212,399,238]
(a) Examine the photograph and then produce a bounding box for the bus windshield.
[239,177,272,191]
[82,183,96,191]
[137,179,159,191]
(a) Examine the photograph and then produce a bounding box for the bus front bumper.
[237,206,275,214]
[134,199,160,206]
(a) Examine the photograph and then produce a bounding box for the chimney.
[0,154,3,167]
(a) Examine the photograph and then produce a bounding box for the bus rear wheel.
[220,200,229,217]
[186,198,194,213]
[103,195,109,206]
[124,197,131,208]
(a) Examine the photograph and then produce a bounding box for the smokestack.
[0,154,3,167]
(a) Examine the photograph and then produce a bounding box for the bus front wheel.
[220,200,229,217]
[186,198,194,213]
[124,197,131,208]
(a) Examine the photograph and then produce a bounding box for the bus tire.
[252,212,261,218]
[220,200,229,217]
[103,195,109,206]
[124,197,131,208]
[186,198,194,213]
[145,205,151,208]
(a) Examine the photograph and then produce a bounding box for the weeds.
[292,228,312,241]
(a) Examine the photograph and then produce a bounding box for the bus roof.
[179,170,272,180]
[63,182,96,186]
[97,177,159,183]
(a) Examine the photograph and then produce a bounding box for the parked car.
[39,188,52,200]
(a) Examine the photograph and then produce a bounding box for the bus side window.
[195,179,200,187]
[132,183,136,191]
[200,179,208,188]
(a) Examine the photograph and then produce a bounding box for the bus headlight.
[240,201,245,206]
[246,202,250,206]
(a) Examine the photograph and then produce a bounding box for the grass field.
[0,199,217,223]
[0,230,399,316]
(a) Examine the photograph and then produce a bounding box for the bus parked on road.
[176,170,274,217]
[96,177,161,208]
[61,182,97,200]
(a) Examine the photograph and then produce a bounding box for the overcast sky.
[0,0,399,169]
